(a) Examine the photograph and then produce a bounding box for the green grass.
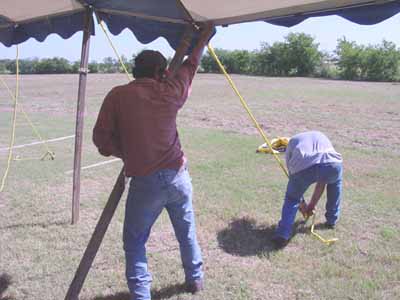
[0,74,399,300]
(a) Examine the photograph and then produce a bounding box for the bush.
[336,38,400,81]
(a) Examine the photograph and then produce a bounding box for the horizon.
[1,14,400,62]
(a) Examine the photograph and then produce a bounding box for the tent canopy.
[1,0,400,49]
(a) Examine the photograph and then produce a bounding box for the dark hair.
[132,50,167,79]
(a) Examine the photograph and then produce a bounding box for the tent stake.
[64,26,193,299]
[72,8,92,225]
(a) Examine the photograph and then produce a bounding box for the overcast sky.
[1,14,400,62]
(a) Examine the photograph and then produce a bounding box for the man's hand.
[308,181,326,213]
[187,22,215,64]
[195,22,215,47]
[299,201,315,219]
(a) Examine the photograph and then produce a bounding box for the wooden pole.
[64,27,194,300]
[65,169,126,300]
[168,26,194,76]
[72,8,92,225]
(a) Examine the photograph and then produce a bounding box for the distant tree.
[88,61,99,73]
[71,61,80,73]
[0,59,11,74]
[0,64,6,74]
[335,38,363,80]
[315,51,338,79]
[5,60,16,73]
[336,38,400,81]
[18,58,39,74]
[255,34,321,77]
[201,48,228,73]
[285,33,322,76]
[255,42,290,76]
[229,50,253,74]
[100,57,119,73]
[35,57,72,74]
[249,47,267,75]
[1,34,397,81]
[117,55,129,73]
[361,40,400,81]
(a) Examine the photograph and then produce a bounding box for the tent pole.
[65,169,126,300]
[72,8,92,225]
[64,26,194,299]
[168,26,194,75]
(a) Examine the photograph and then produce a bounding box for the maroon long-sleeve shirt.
[93,57,198,177]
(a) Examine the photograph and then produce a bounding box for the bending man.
[272,131,343,248]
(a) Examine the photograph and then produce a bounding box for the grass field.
[0,74,399,300]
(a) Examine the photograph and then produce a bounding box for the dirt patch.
[2,74,399,153]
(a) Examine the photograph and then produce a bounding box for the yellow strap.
[207,43,337,245]
[0,77,55,160]
[99,21,133,82]
[310,214,338,245]
[0,46,19,192]
[207,44,289,177]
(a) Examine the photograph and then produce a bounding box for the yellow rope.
[0,46,19,192]
[207,44,288,177]
[309,214,338,245]
[98,21,133,82]
[207,43,337,245]
[0,77,55,160]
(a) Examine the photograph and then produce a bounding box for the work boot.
[271,235,289,249]
[324,222,336,229]
[185,278,204,294]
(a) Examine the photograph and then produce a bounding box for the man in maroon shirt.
[93,25,214,300]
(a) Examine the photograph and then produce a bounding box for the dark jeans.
[275,162,343,240]
[123,168,203,300]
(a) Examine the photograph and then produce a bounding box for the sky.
[1,14,400,62]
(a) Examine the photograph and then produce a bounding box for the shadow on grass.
[0,273,15,300]
[217,217,278,256]
[294,220,332,234]
[217,217,332,256]
[0,220,69,230]
[91,292,130,300]
[152,283,186,300]
[91,283,187,300]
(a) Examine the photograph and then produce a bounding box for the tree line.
[0,56,128,75]
[1,33,399,82]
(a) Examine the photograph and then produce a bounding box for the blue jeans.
[275,162,343,240]
[123,167,203,300]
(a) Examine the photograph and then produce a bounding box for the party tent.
[1,0,400,223]
[2,1,400,48]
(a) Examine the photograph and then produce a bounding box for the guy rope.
[0,46,55,192]
[207,43,337,245]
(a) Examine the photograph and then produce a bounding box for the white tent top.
[1,1,400,48]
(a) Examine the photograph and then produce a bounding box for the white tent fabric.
[1,0,83,23]
[2,0,399,48]
[182,0,385,25]
[1,0,396,25]
[2,1,399,25]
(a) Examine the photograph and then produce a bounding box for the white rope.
[0,135,75,152]
[65,158,121,174]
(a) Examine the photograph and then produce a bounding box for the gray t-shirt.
[286,131,342,175]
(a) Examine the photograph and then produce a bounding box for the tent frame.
[71,7,92,224]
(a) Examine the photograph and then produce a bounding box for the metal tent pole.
[64,26,194,300]
[72,8,92,225]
